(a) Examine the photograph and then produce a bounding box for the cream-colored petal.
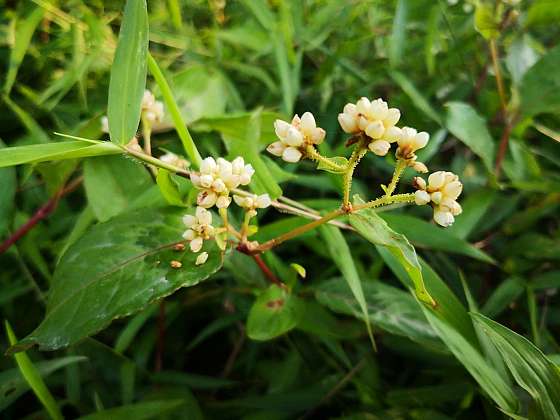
[300,112,316,136]
[282,147,302,163]
[190,237,203,252]
[196,206,212,224]
[267,141,286,157]
[274,119,291,139]
[216,195,232,209]
[370,98,389,120]
[200,157,217,174]
[231,156,245,174]
[311,127,326,144]
[428,171,446,190]
[182,229,195,240]
[384,108,401,127]
[365,121,385,139]
[383,126,402,143]
[434,210,454,227]
[197,191,217,208]
[443,181,463,200]
[285,126,304,147]
[196,252,209,266]
[414,190,431,205]
[256,194,272,208]
[368,140,391,156]
[413,132,429,150]
[338,113,358,133]
[182,215,196,228]
[431,191,443,204]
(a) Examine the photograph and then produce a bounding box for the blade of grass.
[5,321,63,420]
[107,0,149,144]
[147,53,202,168]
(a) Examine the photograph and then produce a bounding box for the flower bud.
[415,190,431,205]
[368,140,391,156]
[196,252,209,265]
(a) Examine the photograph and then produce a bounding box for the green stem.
[385,159,407,197]
[122,145,190,176]
[254,208,345,253]
[305,145,346,172]
[343,141,368,207]
[353,193,415,211]
[141,114,152,157]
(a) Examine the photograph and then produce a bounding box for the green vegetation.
[0,0,559,418]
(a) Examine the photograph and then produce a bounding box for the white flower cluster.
[182,207,215,253]
[190,156,255,209]
[267,112,326,163]
[183,156,272,264]
[414,171,463,227]
[141,90,164,124]
[338,97,429,171]
[338,97,402,156]
[100,89,164,134]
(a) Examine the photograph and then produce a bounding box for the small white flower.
[397,127,429,158]
[195,252,209,266]
[191,156,254,209]
[141,90,164,123]
[182,207,215,252]
[101,116,109,133]
[268,112,325,163]
[159,152,189,169]
[413,171,463,227]
[233,193,272,211]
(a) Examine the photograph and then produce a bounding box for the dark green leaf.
[350,199,435,306]
[520,45,560,117]
[445,102,496,172]
[10,208,223,352]
[79,399,186,420]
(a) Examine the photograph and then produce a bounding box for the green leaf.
[107,0,148,144]
[380,213,495,263]
[520,45,560,117]
[247,284,304,341]
[5,322,63,420]
[319,224,376,350]
[391,71,442,125]
[83,155,153,222]
[472,313,560,418]
[389,0,409,68]
[445,102,496,172]
[481,277,525,318]
[474,2,500,39]
[156,169,185,206]
[78,399,186,420]
[10,208,224,352]
[0,141,122,168]
[349,199,435,306]
[0,355,86,411]
[3,6,44,95]
[421,311,519,413]
[315,279,443,350]
[446,188,496,240]
[0,142,16,236]
[316,156,348,174]
[147,53,202,168]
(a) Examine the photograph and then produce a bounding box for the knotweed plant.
[175,97,462,268]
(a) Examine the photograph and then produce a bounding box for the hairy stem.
[249,208,345,254]
[385,159,407,197]
[343,141,368,207]
[353,193,416,211]
[305,145,346,172]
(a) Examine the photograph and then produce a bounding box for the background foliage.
[0,0,559,418]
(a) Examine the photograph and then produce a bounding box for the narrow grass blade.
[5,321,63,420]
[147,53,202,168]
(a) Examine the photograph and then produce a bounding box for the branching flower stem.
[305,145,346,173]
[385,159,407,197]
[343,140,368,208]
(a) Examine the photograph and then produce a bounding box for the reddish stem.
[0,176,83,255]
[251,254,283,286]
[494,121,513,179]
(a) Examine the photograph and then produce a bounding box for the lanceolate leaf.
[10,208,223,352]
[472,313,560,419]
[319,224,376,350]
[107,0,149,144]
[349,198,435,306]
[445,102,495,172]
